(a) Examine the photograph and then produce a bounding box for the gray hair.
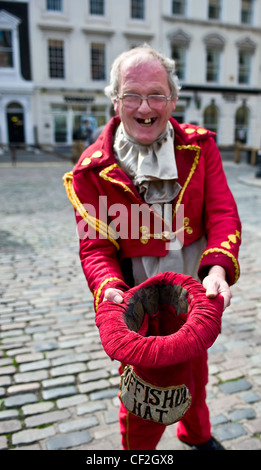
[104,44,180,101]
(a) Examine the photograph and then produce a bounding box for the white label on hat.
[120,365,192,425]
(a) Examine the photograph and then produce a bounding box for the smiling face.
[114,55,176,146]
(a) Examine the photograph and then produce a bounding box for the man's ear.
[171,97,177,113]
[113,99,119,115]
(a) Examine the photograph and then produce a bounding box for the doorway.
[7,102,25,144]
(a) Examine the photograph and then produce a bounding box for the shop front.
[41,93,110,148]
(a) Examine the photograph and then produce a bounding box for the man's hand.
[103,288,124,304]
[202,265,232,310]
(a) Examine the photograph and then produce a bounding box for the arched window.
[173,104,185,124]
[204,102,219,138]
[235,105,249,144]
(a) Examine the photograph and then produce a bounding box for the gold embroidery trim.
[94,276,124,311]
[173,145,201,218]
[63,172,120,251]
[139,217,193,244]
[221,230,241,250]
[200,248,240,283]
[99,164,136,196]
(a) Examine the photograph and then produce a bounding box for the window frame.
[171,44,186,81]
[172,0,186,16]
[204,103,219,141]
[235,105,249,144]
[91,42,106,81]
[48,39,65,79]
[131,0,145,20]
[238,50,252,85]
[89,0,105,16]
[241,0,254,25]
[46,0,63,12]
[0,29,13,68]
[206,48,220,83]
[208,0,222,20]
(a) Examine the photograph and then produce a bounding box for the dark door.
[7,110,25,144]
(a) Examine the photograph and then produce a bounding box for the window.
[0,30,13,67]
[0,10,21,77]
[241,0,253,24]
[91,43,105,80]
[52,105,67,143]
[131,0,145,19]
[208,0,221,19]
[173,104,185,123]
[236,37,255,85]
[171,45,186,80]
[48,39,65,78]
[204,103,219,137]
[235,105,249,143]
[172,0,186,15]
[206,49,220,82]
[238,51,251,84]
[46,0,63,11]
[169,30,190,81]
[90,0,105,15]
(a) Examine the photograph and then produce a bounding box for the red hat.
[95,272,224,425]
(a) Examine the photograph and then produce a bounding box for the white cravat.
[113,123,205,284]
[114,122,180,205]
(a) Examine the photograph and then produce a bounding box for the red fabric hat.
[95,272,224,425]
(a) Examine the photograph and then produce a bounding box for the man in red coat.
[63,45,241,450]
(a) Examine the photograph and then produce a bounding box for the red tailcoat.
[63,116,241,310]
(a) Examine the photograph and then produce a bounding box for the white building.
[0,1,34,146]
[162,0,261,147]
[1,0,261,149]
[28,0,163,147]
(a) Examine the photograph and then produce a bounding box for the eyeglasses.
[117,94,173,110]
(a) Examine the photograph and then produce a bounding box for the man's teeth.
[137,118,155,125]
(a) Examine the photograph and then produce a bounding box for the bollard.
[256,150,261,178]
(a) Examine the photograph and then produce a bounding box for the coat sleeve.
[63,170,129,311]
[197,138,241,285]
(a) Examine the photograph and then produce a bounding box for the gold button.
[140,237,149,245]
[92,150,103,158]
[140,226,150,244]
[81,157,91,166]
[197,128,207,135]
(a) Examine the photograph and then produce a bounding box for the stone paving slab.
[0,157,261,451]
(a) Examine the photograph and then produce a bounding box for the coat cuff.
[198,248,240,286]
[94,277,129,311]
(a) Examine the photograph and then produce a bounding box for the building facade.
[0,0,34,146]
[162,0,261,147]
[28,0,162,147]
[0,0,260,149]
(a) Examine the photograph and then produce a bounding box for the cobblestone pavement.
[0,152,261,451]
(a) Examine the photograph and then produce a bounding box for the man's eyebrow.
[122,88,166,95]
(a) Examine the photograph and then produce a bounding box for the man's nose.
[138,97,151,111]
